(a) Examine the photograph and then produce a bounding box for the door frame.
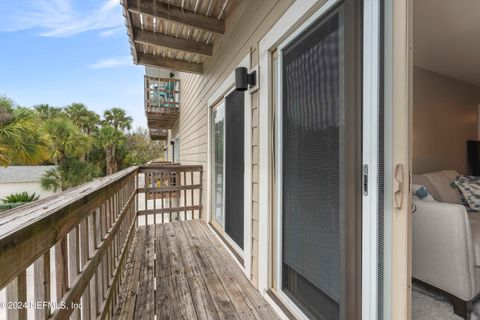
[257,0,404,319]
[387,0,413,319]
[207,54,252,278]
[362,0,381,318]
[210,101,226,228]
[260,0,364,318]
[258,0,345,298]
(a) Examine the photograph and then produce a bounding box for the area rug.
[413,283,480,319]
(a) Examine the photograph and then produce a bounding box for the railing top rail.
[144,76,180,83]
[0,166,138,288]
[139,164,203,172]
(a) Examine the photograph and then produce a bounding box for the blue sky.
[0,0,147,128]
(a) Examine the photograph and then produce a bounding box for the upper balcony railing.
[145,76,180,130]
[0,164,202,320]
[149,128,168,140]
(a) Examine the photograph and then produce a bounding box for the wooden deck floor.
[115,220,280,320]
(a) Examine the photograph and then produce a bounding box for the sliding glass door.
[211,91,245,250]
[276,1,362,319]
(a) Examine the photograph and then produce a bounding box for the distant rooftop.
[0,166,56,183]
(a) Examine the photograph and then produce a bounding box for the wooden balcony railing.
[0,164,202,320]
[148,128,168,141]
[137,165,203,224]
[145,76,180,129]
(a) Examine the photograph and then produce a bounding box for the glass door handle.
[394,163,405,209]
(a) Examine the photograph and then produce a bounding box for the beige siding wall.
[171,0,293,287]
[250,48,260,287]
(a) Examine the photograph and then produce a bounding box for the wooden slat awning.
[121,0,240,74]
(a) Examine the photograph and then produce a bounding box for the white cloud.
[0,0,124,37]
[88,57,132,69]
[99,26,124,38]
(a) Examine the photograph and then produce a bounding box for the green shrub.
[2,192,40,204]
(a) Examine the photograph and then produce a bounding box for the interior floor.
[413,284,480,320]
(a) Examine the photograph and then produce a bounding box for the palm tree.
[65,103,100,162]
[103,108,133,132]
[0,96,48,166]
[40,118,98,191]
[65,103,100,135]
[96,125,125,175]
[42,117,92,165]
[34,104,64,120]
[41,159,100,191]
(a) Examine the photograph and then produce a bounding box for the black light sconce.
[170,140,175,146]
[235,67,256,91]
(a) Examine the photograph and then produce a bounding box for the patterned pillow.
[453,176,480,211]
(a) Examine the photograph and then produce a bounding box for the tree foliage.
[65,103,100,135]
[103,108,133,131]
[41,159,101,192]
[0,94,163,192]
[0,98,48,166]
[123,128,164,166]
[96,124,125,175]
[42,117,92,165]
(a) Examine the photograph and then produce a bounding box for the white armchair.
[413,170,480,320]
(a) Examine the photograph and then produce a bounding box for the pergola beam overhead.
[134,28,213,56]
[127,0,225,35]
[138,53,203,74]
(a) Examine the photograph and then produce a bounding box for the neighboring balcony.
[145,76,180,130]
[0,164,278,320]
[149,127,168,140]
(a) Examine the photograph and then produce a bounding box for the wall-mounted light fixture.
[235,67,256,91]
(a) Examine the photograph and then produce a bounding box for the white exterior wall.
[0,182,57,200]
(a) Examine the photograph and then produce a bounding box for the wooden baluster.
[6,271,27,320]
[88,212,98,318]
[79,218,91,319]
[106,197,111,235]
[169,189,172,223]
[176,171,181,221]
[191,171,195,220]
[99,199,107,305]
[68,227,80,320]
[34,253,50,320]
[161,171,165,223]
[153,172,157,225]
[183,171,187,221]
[55,236,68,302]
[199,169,203,219]
[102,254,108,302]
[96,207,104,315]
[136,172,139,228]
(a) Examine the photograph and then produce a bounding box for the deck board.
[115,220,280,320]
